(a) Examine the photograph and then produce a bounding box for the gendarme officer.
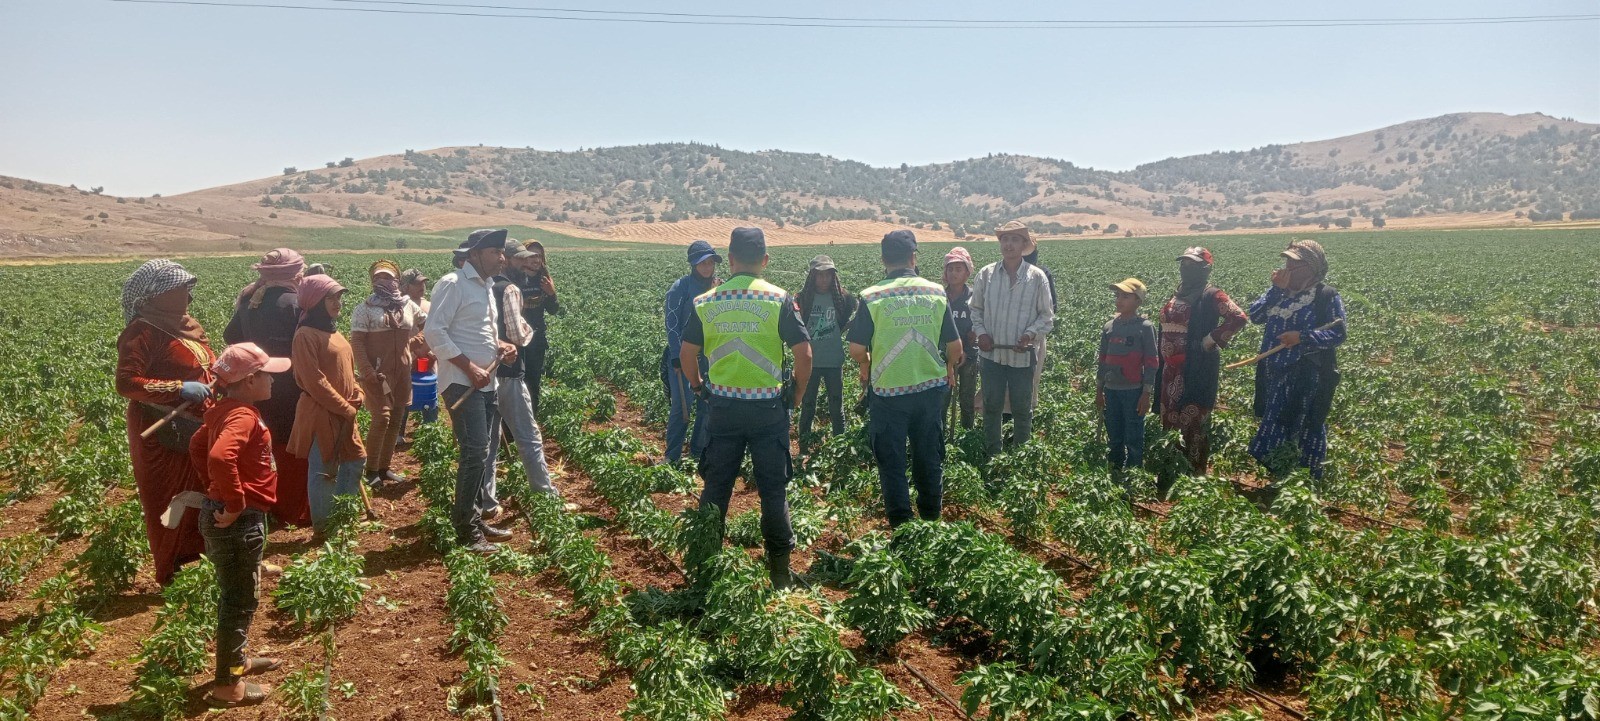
[847,230,963,528]
[679,227,812,589]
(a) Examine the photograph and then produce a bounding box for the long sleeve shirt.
[498,281,534,348]
[1097,315,1158,392]
[665,273,718,360]
[190,398,278,514]
[970,260,1056,368]
[518,272,560,334]
[423,262,501,394]
[1247,285,1348,371]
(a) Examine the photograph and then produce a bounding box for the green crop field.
[1,227,1597,720]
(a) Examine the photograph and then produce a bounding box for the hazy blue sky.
[2,0,1596,196]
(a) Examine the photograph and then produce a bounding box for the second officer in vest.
[679,227,812,589]
[848,230,963,528]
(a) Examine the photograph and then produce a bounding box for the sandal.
[206,681,268,708]
[242,656,283,676]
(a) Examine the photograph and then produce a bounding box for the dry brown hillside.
[1,112,1593,257]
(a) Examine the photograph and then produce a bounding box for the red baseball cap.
[213,342,291,385]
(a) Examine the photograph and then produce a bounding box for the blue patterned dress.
[1247,285,1347,478]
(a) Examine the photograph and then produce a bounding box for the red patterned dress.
[1158,289,1247,470]
[116,319,215,586]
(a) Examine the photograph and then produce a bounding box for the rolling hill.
[0,112,1594,257]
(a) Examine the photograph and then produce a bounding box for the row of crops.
[0,227,1597,718]
[526,228,1600,718]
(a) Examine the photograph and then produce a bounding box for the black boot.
[765,546,793,591]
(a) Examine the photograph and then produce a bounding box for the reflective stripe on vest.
[861,276,949,396]
[694,275,787,399]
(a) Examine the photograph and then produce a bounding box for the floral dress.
[1246,285,1347,478]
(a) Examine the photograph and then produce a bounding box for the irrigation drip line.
[901,661,972,720]
[1243,684,1307,720]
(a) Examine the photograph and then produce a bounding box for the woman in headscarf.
[115,259,214,586]
[222,248,311,527]
[942,247,980,430]
[1247,239,1347,481]
[287,274,367,532]
[1158,247,1247,474]
[350,260,426,486]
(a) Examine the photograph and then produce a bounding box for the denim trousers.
[444,384,501,542]
[200,500,265,686]
[868,387,947,527]
[495,377,557,496]
[981,358,1037,457]
[306,438,365,532]
[1103,387,1146,472]
[664,360,710,466]
[798,365,845,449]
[698,396,794,552]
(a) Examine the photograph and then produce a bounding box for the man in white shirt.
[971,221,1056,458]
[423,229,518,553]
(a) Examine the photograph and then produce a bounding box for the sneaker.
[380,469,407,484]
[462,540,499,554]
[482,525,514,542]
[364,471,383,488]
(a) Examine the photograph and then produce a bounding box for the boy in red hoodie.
[189,342,289,707]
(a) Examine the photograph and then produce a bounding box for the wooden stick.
[447,357,503,411]
[138,381,215,439]
[1226,318,1344,370]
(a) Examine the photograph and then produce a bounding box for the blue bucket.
[409,370,438,411]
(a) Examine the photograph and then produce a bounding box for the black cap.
[882,229,917,260]
[466,228,508,252]
[729,227,766,262]
[687,239,722,266]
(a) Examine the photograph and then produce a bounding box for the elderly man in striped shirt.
[971,221,1056,458]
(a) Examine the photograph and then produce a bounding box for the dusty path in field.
[9,434,629,719]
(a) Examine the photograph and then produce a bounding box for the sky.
[1,0,1596,197]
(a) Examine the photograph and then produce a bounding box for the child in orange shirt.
[189,342,290,707]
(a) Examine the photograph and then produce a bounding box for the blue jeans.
[1103,387,1145,473]
[868,387,947,527]
[698,396,793,552]
[496,378,556,496]
[665,359,710,466]
[200,500,265,686]
[981,358,1036,457]
[444,384,501,542]
[306,438,365,532]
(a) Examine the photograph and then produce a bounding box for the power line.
[319,1,1600,26]
[107,0,1600,29]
